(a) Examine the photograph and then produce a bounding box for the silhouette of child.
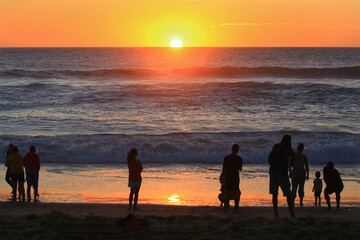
[312,171,322,206]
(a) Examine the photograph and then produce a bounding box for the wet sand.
[0,202,359,239]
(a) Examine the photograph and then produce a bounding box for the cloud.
[211,22,291,28]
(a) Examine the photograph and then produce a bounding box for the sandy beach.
[0,202,359,239]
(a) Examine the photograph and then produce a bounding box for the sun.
[170,39,183,48]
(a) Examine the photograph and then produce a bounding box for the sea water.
[0,48,359,165]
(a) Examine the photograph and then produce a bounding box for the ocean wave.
[1,132,359,164]
[1,66,360,79]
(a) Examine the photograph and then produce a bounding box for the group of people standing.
[4,144,40,202]
[219,134,344,217]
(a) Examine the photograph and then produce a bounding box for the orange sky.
[0,0,359,47]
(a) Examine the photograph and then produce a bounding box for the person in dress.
[127,148,143,210]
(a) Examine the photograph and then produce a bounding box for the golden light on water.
[168,194,186,205]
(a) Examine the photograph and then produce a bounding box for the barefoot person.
[23,145,40,202]
[312,171,323,206]
[5,146,25,201]
[323,161,343,210]
[127,148,143,210]
[289,143,309,207]
[268,135,295,217]
[221,144,242,209]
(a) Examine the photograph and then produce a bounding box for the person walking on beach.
[289,143,309,207]
[323,161,343,210]
[23,145,40,202]
[222,144,242,209]
[5,144,14,195]
[127,148,143,210]
[312,171,323,206]
[5,146,25,201]
[268,135,295,217]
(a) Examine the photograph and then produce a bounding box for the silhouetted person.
[5,146,25,201]
[23,145,40,202]
[5,144,14,194]
[269,135,295,217]
[323,162,343,210]
[312,171,322,206]
[127,148,143,210]
[289,143,309,207]
[222,144,242,209]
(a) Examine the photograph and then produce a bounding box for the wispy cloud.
[211,22,291,28]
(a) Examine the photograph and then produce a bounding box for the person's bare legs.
[34,187,38,202]
[234,190,240,209]
[19,181,25,201]
[224,191,230,209]
[129,188,134,210]
[11,180,17,201]
[133,186,140,210]
[272,194,278,217]
[325,191,331,210]
[318,195,321,206]
[27,185,31,202]
[335,192,341,210]
[287,195,295,217]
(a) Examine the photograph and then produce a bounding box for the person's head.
[127,148,138,162]
[231,144,239,154]
[281,135,291,146]
[8,144,14,150]
[326,161,334,169]
[315,171,321,178]
[297,143,304,153]
[30,145,36,153]
[13,146,18,153]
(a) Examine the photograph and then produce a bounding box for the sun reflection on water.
[168,194,186,205]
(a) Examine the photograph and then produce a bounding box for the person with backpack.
[268,135,295,217]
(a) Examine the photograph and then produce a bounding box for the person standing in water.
[127,148,143,210]
[289,143,309,207]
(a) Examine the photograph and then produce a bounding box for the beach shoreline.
[0,202,359,239]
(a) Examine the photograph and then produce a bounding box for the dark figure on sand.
[127,148,143,210]
[289,143,309,207]
[5,146,25,201]
[221,144,242,209]
[312,171,323,206]
[23,145,40,202]
[5,144,14,193]
[323,161,343,210]
[268,135,295,217]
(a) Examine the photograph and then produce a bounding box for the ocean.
[0,48,359,165]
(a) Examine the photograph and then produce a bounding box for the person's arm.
[289,155,294,176]
[137,160,143,171]
[305,156,309,180]
[239,157,243,172]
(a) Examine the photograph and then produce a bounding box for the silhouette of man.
[222,144,242,209]
[269,135,295,217]
[323,161,343,210]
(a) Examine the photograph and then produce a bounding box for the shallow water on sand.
[1,163,359,207]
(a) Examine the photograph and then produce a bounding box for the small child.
[312,171,323,206]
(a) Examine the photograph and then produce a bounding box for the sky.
[0,0,360,47]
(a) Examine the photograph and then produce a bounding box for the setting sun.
[170,39,183,48]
